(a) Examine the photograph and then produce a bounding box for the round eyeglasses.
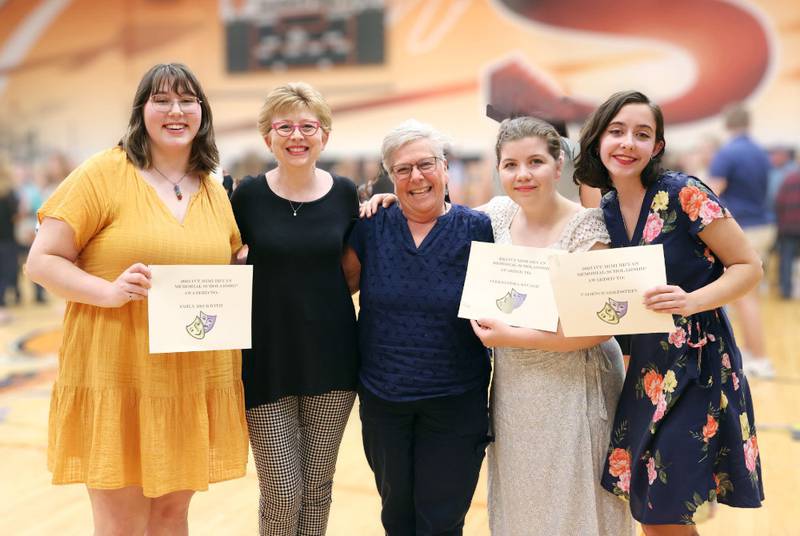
[390,156,440,181]
[270,120,321,137]
[149,95,202,113]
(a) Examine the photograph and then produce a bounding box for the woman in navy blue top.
[346,119,493,535]
[575,91,764,535]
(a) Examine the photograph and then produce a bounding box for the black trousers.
[359,384,490,536]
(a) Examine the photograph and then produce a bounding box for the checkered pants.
[246,390,356,536]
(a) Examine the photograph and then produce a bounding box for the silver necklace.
[152,165,189,200]
[288,200,304,216]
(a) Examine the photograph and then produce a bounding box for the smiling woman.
[575,91,765,536]
[23,63,248,534]
[462,116,634,536]
[230,81,361,535]
[346,119,495,535]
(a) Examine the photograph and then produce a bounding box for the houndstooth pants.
[246,390,356,536]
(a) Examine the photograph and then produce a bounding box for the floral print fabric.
[600,172,765,525]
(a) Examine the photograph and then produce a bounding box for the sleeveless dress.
[599,172,765,524]
[39,147,248,497]
[484,196,634,536]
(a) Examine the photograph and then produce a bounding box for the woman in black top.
[230,82,359,536]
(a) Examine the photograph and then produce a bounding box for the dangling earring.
[444,184,451,205]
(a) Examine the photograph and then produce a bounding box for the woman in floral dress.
[575,90,765,535]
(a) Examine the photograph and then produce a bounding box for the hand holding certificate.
[458,242,564,332]
[148,265,253,353]
[548,244,675,336]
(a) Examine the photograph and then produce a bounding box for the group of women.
[25,62,764,536]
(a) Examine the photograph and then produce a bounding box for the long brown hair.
[119,63,218,174]
[574,90,665,191]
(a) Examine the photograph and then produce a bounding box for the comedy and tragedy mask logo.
[186,311,217,339]
[496,288,527,314]
[596,297,628,325]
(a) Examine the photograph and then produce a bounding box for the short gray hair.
[381,119,450,173]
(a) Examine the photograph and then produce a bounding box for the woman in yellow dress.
[25,63,248,534]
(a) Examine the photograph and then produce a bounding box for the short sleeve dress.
[483,196,633,536]
[599,171,765,524]
[39,147,248,497]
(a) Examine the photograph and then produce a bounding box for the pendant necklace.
[288,200,304,216]
[152,165,189,200]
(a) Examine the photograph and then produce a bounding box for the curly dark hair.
[573,90,665,191]
[119,63,218,174]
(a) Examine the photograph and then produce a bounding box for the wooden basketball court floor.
[1,285,798,535]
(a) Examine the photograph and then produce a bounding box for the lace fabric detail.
[482,196,610,251]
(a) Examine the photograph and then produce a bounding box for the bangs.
[149,66,197,96]
[273,102,311,119]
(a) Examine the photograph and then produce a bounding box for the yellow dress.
[39,147,248,497]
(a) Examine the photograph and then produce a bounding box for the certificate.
[147,265,253,354]
[458,241,564,331]
[548,245,675,336]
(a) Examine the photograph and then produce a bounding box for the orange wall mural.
[0,0,797,166]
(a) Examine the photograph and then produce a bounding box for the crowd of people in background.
[0,150,71,323]
[2,124,798,329]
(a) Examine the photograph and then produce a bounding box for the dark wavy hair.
[574,90,665,191]
[119,63,218,174]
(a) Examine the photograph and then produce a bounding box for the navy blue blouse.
[349,204,493,402]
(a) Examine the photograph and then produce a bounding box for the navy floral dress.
[599,171,765,525]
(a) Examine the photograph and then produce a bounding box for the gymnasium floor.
[1,283,798,535]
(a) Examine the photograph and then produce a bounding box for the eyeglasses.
[149,94,202,113]
[390,156,440,181]
[270,120,321,137]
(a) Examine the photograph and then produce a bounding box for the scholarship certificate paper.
[148,265,253,354]
[549,244,675,337]
[458,241,564,331]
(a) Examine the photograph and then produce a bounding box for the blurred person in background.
[677,135,720,184]
[461,156,495,207]
[775,160,800,299]
[0,154,20,324]
[25,62,248,534]
[767,145,798,218]
[708,105,775,379]
[14,161,46,304]
[357,159,392,202]
[41,150,74,199]
[230,81,360,536]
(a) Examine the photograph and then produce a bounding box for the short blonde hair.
[257,82,332,137]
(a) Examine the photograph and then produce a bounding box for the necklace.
[152,165,190,200]
[288,200,304,216]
